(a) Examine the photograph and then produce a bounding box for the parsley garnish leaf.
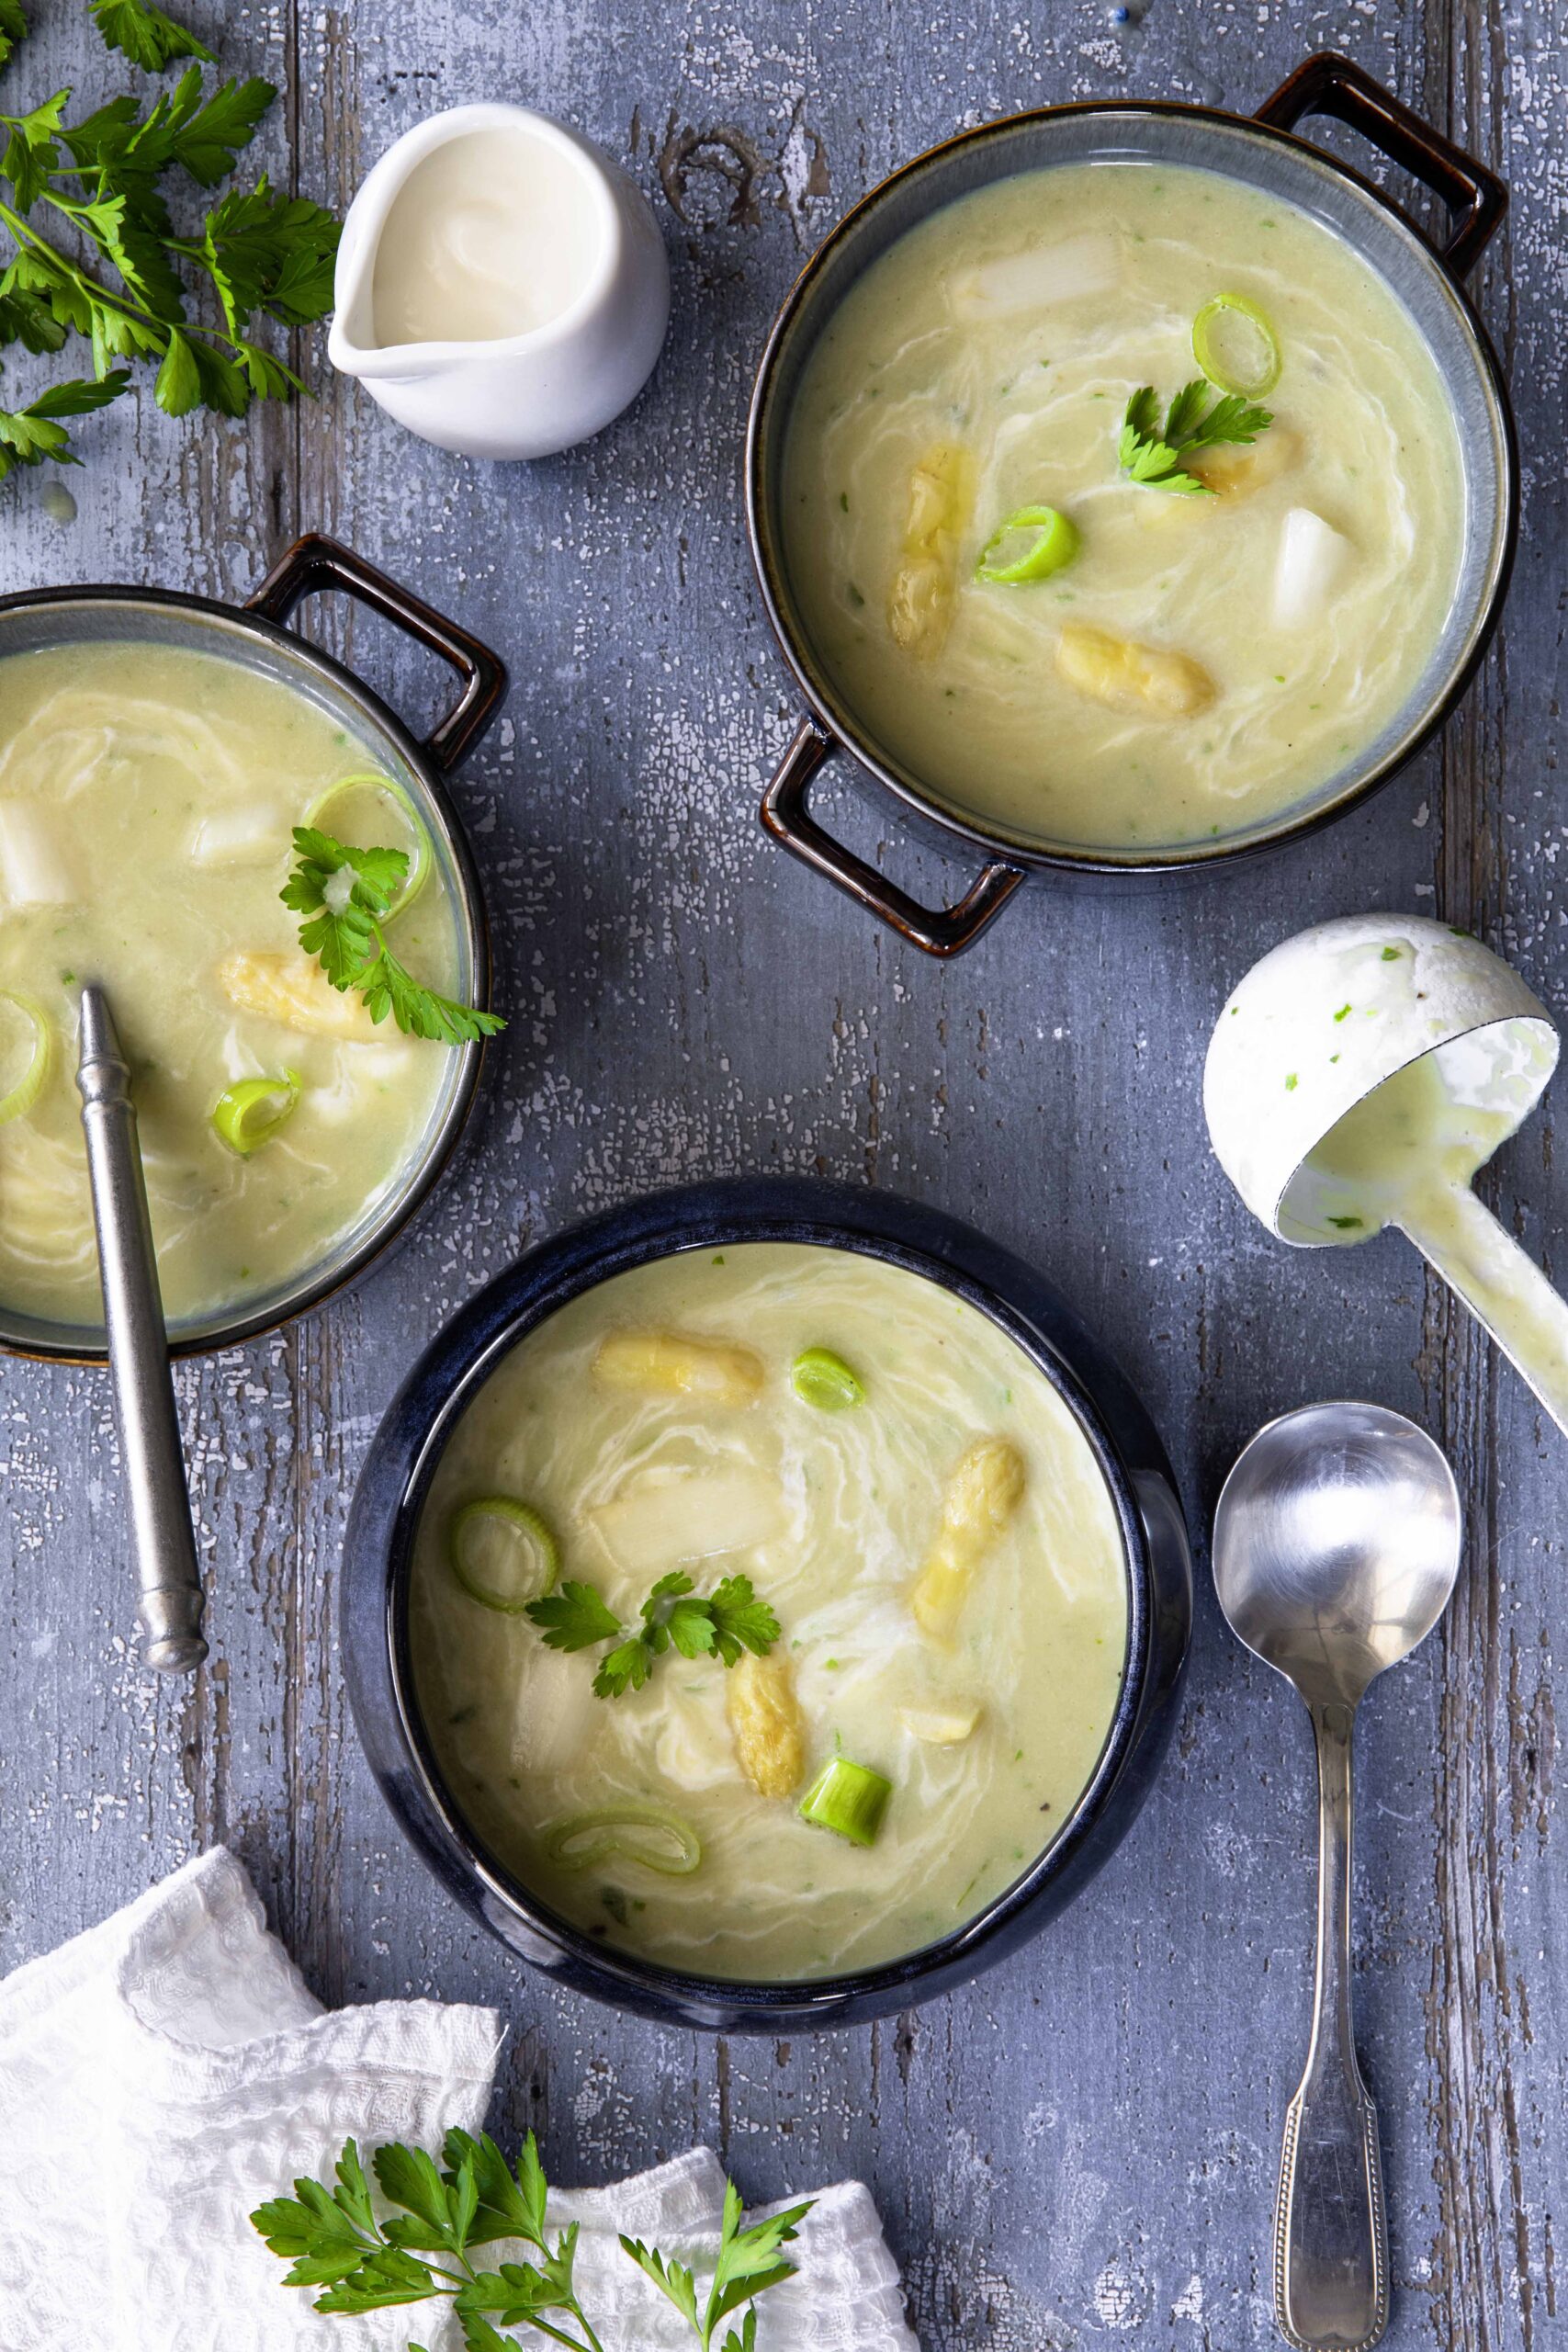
[592,1635,655,1700]
[525,1578,624,1654]
[706,1574,783,1666]
[525,1568,782,1701]
[282,824,505,1046]
[1118,376,1273,495]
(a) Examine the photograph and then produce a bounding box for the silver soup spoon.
[75,982,207,1675]
[1213,1401,1461,2352]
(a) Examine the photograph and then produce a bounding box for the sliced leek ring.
[1192,292,1281,399]
[0,989,52,1127]
[975,504,1079,585]
[449,1496,560,1613]
[210,1069,300,1156]
[302,770,434,920]
[544,1805,702,1876]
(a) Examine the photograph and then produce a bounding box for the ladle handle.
[1398,1184,1568,1438]
[76,988,208,1677]
[1275,1700,1388,2351]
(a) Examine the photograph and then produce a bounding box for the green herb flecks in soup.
[0,640,473,1332]
[782,159,1464,850]
[410,1241,1129,1982]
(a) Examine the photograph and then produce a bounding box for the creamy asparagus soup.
[0,640,468,1334]
[409,1241,1129,1980]
[782,159,1464,849]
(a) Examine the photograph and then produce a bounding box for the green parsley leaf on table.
[0,17,338,476]
[1118,378,1273,495]
[281,825,506,1046]
[0,2,26,74]
[0,364,125,475]
[88,0,213,73]
[525,1568,782,1702]
[254,2130,814,2352]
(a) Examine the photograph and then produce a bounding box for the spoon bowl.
[1213,1399,1461,2351]
[1213,1398,1463,1707]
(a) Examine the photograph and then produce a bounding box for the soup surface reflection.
[410,1241,1129,1981]
[782,158,1464,850]
[0,640,462,1334]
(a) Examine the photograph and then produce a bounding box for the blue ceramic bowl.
[343,1177,1193,2031]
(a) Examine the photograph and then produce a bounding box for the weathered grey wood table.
[3,2,1563,2343]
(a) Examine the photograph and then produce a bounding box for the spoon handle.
[1398,1184,1568,1438]
[1274,1699,1388,2351]
[75,987,208,1677]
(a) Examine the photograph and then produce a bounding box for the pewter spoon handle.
[75,984,207,1676]
[1274,1699,1388,2351]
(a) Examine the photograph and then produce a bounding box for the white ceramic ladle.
[1206,912,1568,1436]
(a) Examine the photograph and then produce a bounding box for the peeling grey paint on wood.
[2,2,1566,2346]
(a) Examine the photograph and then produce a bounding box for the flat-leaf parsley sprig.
[622,2178,816,2352]
[252,2127,813,2352]
[88,0,212,74]
[527,1569,782,1700]
[0,1,340,480]
[1118,378,1273,495]
[282,826,506,1046]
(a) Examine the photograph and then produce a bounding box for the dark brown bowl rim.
[0,580,494,1366]
[744,93,1519,879]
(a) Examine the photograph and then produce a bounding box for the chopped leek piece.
[1192,292,1281,399]
[975,504,1079,584]
[449,1496,560,1613]
[799,1755,892,1847]
[0,989,51,1127]
[210,1070,300,1156]
[301,771,433,921]
[544,1804,702,1875]
[791,1346,865,1411]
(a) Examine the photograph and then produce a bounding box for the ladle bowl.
[1206,913,1568,1437]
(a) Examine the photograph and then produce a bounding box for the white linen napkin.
[0,1849,919,2352]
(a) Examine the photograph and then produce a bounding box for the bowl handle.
[246,534,508,772]
[1255,50,1506,277]
[761,717,1026,958]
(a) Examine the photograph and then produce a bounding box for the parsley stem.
[0,195,156,333]
[525,2319,598,2352]
[0,192,288,368]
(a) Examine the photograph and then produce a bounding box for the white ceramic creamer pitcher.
[330,103,671,460]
